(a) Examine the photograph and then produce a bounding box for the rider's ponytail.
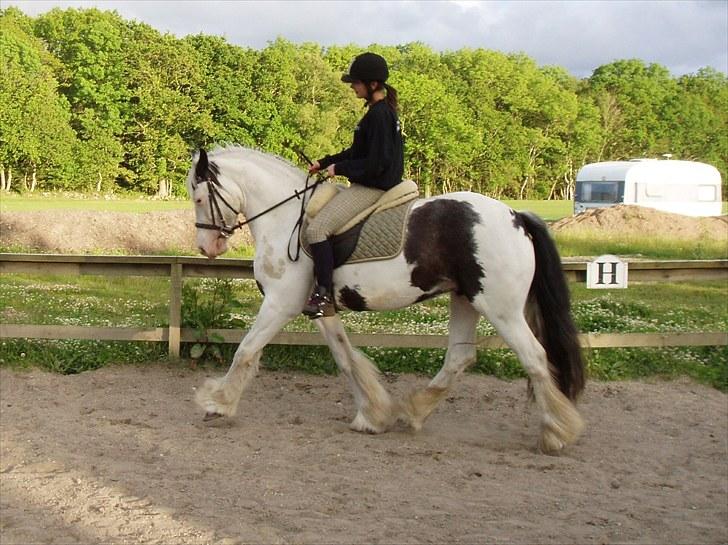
[364,81,399,113]
[384,83,399,113]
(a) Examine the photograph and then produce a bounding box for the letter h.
[596,261,620,285]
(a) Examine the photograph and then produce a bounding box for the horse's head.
[187,149,241,259]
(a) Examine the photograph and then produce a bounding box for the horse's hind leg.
[474,298,584,453]
[404,294,480,430]
[315,316,397,433]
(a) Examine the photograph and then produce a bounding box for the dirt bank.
[0,210,253,254]
[551,204,727,239]
[1,205,725,255]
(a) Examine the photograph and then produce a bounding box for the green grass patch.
[503,199,573,221]
[0,274,170,327]
[0,339,167,375]
[3,193,726,220]
[555,232,728,259]
[0,195,578,220]
[1,193,189,213]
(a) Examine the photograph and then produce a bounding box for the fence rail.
[1,253,726,358]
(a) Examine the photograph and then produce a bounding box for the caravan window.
[698,185,717,202]
[575,181,623,203]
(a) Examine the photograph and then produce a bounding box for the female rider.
[303,52,404,319]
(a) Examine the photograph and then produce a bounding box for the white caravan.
[574,159,723,217]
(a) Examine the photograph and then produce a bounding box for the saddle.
[301,180,419,268]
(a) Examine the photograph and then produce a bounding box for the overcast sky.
[7,0,727,78]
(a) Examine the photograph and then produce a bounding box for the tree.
[0,8,75,191]
[184,34,258,148]
[587,59,678,160]
[561,95,603,198]
[2,7,723,200]
[397,69,480,196]
[121,21,214,195]
[666,68,728,185]
[34,8,129,191]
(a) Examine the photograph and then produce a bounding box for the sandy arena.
[1,366,726,544]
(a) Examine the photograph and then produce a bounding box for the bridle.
[193,149,328,259]
[193,177,245,238]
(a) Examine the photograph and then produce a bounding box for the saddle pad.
[301,199,417,266]
[306,180,419,235]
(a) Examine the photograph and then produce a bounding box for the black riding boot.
[303,240,336,319]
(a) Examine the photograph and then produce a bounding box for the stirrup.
[302,287,336,319]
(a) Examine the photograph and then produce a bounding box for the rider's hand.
[308,161,321,174]
[326,164,335,177]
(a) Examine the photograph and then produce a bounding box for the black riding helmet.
[341,52,389,83]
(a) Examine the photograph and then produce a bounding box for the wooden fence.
[1,253,726,359]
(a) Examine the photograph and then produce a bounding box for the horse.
[187,145,586,453]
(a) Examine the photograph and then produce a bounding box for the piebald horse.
[188,146,585,452]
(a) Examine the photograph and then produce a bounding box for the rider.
[303,52,404,319]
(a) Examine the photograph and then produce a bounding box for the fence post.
[169,262,182,359]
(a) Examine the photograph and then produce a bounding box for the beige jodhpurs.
[306,184,384,243]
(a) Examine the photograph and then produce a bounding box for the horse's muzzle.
[197,233,228,259]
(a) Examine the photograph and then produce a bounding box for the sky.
[6,0,728,78]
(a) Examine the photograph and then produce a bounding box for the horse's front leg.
[195,297,296,420]
[315,316,397,433]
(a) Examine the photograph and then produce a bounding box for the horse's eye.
[195,198,203,204]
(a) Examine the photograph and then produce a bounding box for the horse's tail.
[518,211,585,401]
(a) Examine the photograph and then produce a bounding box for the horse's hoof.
[349,412,385,434]
[203,411,224,422]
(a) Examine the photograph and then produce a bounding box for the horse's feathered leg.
[195,297,297,419]
[474,298,584,453]
[315,316,396,433]
[403,294,480,430]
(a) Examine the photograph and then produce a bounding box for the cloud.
[5,0,727,77]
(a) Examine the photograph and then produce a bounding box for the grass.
[0,192,189,213]
[1,273,725,390]
[554,232,728,260]
[503,199,573,221]
[3,193,726,218]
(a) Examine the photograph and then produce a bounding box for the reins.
[194,148,328,261]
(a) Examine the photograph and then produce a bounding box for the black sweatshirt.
[317,100,403,191]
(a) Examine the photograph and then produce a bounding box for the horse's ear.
[195,149,209,178]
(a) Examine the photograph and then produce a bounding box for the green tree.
[397,70,480,196]
[562,93,604,198]
[442,48,515,196]
[588,59,679,160]
[33,8,129,191]
[243,38,300,158]
[291,43,360,165]
[666,68,728,184]
[2,6,724,201]
[0,7,75,191]
[121,21,214,195]
[184,34,259,148]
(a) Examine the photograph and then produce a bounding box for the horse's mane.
[207,144,305,180]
